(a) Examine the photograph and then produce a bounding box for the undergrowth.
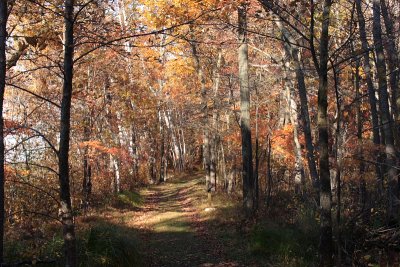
[5,223,141,267]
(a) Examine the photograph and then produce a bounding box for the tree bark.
[0,0,6,264]
[279,23,319,190]
[238,3,255,216]
[354,55,368,220]
[82,115,92,212]
[317,1,333,266]
[372,0,398,224]
[190,29,211,196]
[380,0,400,143]
[332,66,342,266]
[355,0,383,189]
[58,0,77,265]
[282,53,305,194]
[159,108,167,183]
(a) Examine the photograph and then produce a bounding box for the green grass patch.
[250,219,318,267]
[80,223,140,267]
[114,191,143,209]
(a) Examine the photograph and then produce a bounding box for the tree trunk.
[255,100,260,208]
[82,115,92,212]
[317,1,333,266]
[59,0,77,265]
[190,30,211,196]
[354,55,368,220]
[372,0,398,224]
[282,54,305,194]
[355,0,383,190]
[159,108,167,183]
[238,3,255,216]
[380,0,400,143]
[130,124,139,184]
[265,137,273,208]
[0,0,7,263]
[332,67,342,266]
[279,23,319,190]
[210,50,223,193]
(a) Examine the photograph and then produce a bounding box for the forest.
[0,0,399,266]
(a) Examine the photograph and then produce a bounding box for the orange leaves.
[79,140,125,157]
[271,124,295,164]
[4,119,21,131]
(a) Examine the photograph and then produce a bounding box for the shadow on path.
[99,173,263,267]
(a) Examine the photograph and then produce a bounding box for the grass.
[250,223,318,267]
[113,191,143,209]
[152,212,191,233]
[4,223,141,267]
[4,188,144,267]
[45,223,140,267]
[80,223,140,267]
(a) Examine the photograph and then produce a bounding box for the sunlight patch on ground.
[148,211,191,233]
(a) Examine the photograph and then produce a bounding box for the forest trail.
[115,172,260,267]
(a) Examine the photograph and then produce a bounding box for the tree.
[355,0,383,190]
[372,0,398,224]
[0,0,6,264]
[238,2,255,216]
[58,0,77,265]
[316,0,334,265]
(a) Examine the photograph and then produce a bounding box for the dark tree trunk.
[380,0,400,143]
[265,137,273,208]
[0,0,6,264]
[355,0,383,190]
[238,3,255,216]
[82,116,92,212]
[58,0,77,266]
[317,0,333,266]
[372,0,398,224]
[255,102,260,208]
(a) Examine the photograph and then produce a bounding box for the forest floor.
[90,172,266,267]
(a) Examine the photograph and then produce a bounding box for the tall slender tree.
[238,2,255,215]
[317,0,333,265]
[372,0,398,224]
[58,0,77,265]
[355,0,383,190]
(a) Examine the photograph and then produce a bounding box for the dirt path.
[126,175,250,267]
